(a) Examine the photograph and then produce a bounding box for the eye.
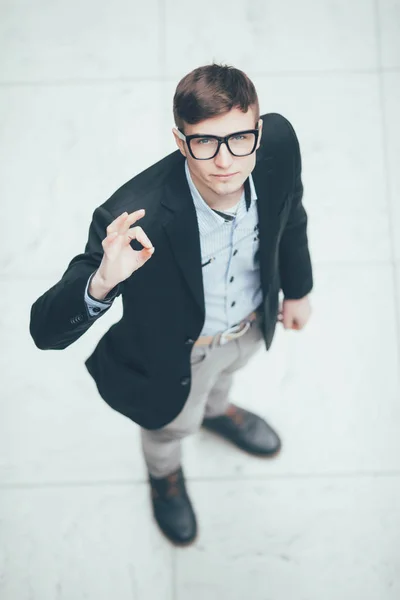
[194,137,212,145]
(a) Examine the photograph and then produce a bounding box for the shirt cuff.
[84,271,115,317]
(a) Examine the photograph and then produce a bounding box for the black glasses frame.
[177,126,260,160]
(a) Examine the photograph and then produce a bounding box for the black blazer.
[30,113,313,429]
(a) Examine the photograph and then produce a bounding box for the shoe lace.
[166,472,180,497]
[226,404,245,426]
[151,471,182,500]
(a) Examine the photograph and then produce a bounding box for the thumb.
[136,246,155,267]
[282,310,292,330]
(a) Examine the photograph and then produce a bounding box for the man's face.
[173,106,262,198]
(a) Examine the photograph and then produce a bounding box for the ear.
[172,127,187,157]
[255,119,263,150]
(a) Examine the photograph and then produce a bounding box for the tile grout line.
[172,548,177,600]
[157,7,177,599]
[159,0,173,156]
[158,0,167,80]
[3,469,400,490]
[2,68,400,88]
[374,0,400,374]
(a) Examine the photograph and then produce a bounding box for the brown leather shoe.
[149,467,197,546]
[202,404,281,456]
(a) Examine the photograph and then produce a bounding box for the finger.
[283,316,292,330]
[102,231,118,246]
[106,211,129,235]
[102,230,123,257]
[134,247,155,270]
[133,226,153,249]
[126,226,153,249]
[120,209,146,234]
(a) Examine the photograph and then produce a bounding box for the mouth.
[212,172,238,179]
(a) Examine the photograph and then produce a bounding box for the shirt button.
[93,307,101,313]
[233,250,238,256]
[230,276,234,283]
[231,301,236,307]
[181,377,190,386]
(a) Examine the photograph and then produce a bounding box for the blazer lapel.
[161,157,205,318]
[160,152,277,316]
[252,156,277,291]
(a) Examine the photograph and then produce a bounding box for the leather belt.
[194,311,258,347]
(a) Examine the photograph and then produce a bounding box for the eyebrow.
[189,129,253,137]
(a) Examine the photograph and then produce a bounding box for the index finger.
[120,209,146,233]
[107,209,145,234]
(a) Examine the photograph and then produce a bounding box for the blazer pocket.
[190,346,208,366]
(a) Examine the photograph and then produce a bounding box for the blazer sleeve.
[29,204,122,350]
[278,120,314,300]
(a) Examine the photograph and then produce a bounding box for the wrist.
[89,271,116,301]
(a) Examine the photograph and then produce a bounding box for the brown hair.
[173,63,260,131]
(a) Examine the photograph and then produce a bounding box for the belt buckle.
[219,320,251,346]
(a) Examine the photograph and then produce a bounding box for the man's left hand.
[278,295,312,331]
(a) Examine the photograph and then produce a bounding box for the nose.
[214,142,234,169]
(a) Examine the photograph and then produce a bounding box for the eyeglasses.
[176,126,259,160]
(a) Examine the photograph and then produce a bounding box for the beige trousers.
[140,312,264,478]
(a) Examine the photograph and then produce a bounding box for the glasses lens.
[189,137,219,159]
[227,132,256,156]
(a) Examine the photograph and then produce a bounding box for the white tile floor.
[1,1,400,598]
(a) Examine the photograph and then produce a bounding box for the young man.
[30,63,313,546]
